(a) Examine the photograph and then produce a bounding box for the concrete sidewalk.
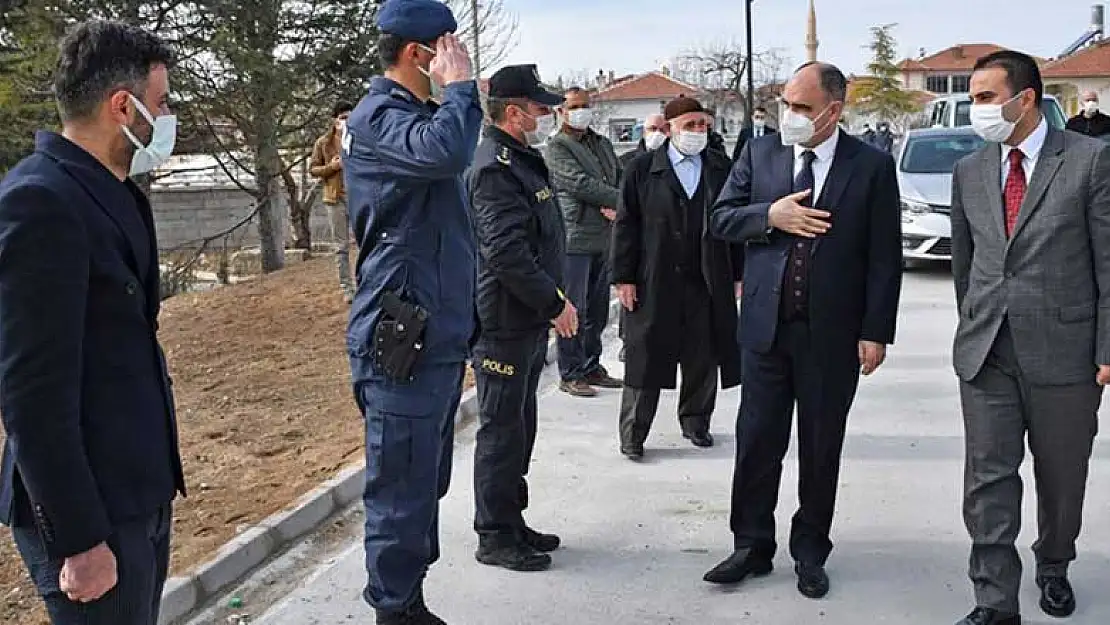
[253,271,1110,625]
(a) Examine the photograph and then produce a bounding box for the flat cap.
[663,96,707,120]
[488,64,563,106]
[376,0,457,42]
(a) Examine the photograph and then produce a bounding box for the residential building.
[1043,5,1107,114]
[898,44,1012,95]
[1043,39,1110,114]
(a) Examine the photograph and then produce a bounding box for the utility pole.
[470,0,482,79]
[745,0,755,130]
[470,0,486,116]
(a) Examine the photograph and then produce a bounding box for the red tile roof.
[1042,39,1110,78]
[899,44,1011,72]
[593,72,700,102]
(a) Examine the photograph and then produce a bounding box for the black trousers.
[472,329,548,538]
[729,321,860,566]
[618,280,717,447]
[12,503,172,625]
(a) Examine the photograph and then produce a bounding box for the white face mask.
[417,44,443,100]
[525,113,556,146]
[753,117,766,129]
[969,93,1025,143]
[643,130,666,150]
[1084,100,1099,115]
[672,130,707,156]
[121,93,176,176]
[779,104,831,146]
[566,108,593,130]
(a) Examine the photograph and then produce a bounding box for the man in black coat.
[731,106,778,163]
[703,62,902,599]
[1065,91,1110,138]
[611,96,743,460]
[0,21,184,624]
[616,113,667,361]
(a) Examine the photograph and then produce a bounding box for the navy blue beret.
[376,0,458,42]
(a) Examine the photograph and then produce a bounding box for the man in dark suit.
[731,105,778,163]
[703,62,902,598]
[0,20,184,624]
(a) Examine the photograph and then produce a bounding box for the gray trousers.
[959,321,1101,613]
[325,198,352,290]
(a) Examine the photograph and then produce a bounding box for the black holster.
[372,290,429,382]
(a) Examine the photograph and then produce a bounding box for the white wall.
[1046,77,1110,115]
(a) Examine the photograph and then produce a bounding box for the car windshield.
[953,98,1067,129]
[900,134,985,174]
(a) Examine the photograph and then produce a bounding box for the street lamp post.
[745,0,755,131]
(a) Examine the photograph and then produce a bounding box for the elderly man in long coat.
[611,96,743,460]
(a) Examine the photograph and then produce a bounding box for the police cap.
[488,65,563,107]
[375,0,458,42]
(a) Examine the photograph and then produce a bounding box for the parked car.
[923,93,1067,130]
[897,126,986,262]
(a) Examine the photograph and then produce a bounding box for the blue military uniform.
[343,0,483,620]
[467,65,568,572]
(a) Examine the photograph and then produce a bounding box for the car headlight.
[900,198,930,215]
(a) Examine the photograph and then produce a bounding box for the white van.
[923,93,1067,130]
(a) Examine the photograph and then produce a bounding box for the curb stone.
[158,298,619,624]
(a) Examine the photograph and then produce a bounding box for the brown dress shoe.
[559,380,597,397]
[584,368,623,389]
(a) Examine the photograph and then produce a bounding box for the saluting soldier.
[468,64,578,573]
[342,0,482,622]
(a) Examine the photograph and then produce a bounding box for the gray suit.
[951,124,1110,613]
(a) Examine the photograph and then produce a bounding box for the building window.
[609,118,637,142]
[949,75,970,93]
[926,75,949,94]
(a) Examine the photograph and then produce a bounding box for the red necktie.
[1004,148,1026,238]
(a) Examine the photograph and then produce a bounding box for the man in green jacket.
[545,87,624,397]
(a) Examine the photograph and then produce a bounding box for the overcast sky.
[495,0,1101,83]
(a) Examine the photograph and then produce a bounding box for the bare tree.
[446,0,517,78]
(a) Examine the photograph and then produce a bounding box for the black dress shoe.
[683,430,714,448]
[475,538,552,572]
[521,526,561,552]
[795,562,829,599]
[1037,574,1076,618]
[373,588,447,624]
[621,445,644,460]
[955,607,1021,625]
[703,550,773,584]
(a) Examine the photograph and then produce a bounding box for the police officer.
[342,0,483,622]
[469,65,578,572]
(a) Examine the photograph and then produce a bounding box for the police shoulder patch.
[496,145,511,166]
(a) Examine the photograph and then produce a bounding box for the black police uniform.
[467,64,566,572]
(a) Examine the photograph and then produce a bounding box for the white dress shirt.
[793,129,840,202]
[1000,116,1048,189]
[668,142,702,199]
[753,124,765,138]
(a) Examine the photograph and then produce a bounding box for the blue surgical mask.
[121,93,176,176]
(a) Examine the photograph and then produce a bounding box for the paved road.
[253,269,1110,625]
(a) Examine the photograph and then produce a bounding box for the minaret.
[805,0,818,62]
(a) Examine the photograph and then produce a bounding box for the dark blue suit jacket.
[0,132,185,559]
[711,130,902,358]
